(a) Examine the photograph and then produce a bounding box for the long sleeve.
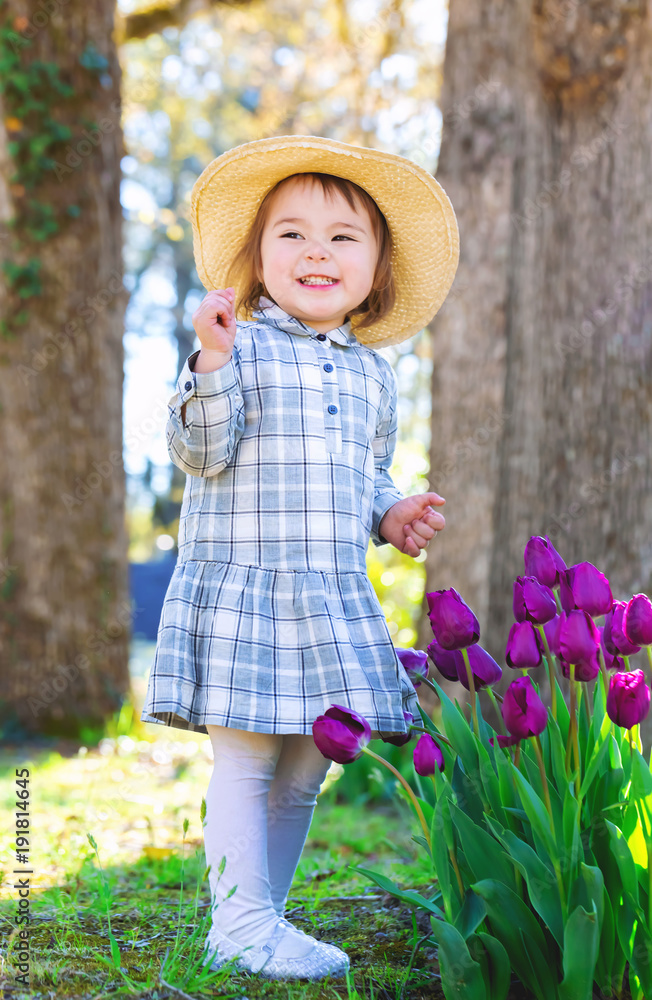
[369,356,405,547]
[166,346,246,477]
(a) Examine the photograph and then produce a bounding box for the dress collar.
[251,295,359,348]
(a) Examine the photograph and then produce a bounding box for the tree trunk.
[0,2,130,738]
[420,0,652,685]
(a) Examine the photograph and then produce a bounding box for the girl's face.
[259,176,378,333]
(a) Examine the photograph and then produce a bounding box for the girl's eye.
[280,232,353,241]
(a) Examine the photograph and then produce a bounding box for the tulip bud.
[513,576,557,625]
[312,704,371,763]
[558,562,613,617]
[395,648,429,688]
[524,535,567,588]
[559,609,601,668]
[559,654,600,682]
[427,637,460,682]
[501,676,548,739]
[623,594,652,647]
[413,733,444,775]
[427,638,501,688]
[426,587,480,650]
[543,614,563,656]
[382,712,415,746]
[606,670,651,729]
[599,625,625,671]
[506,621,543,669]
[603,601,641,656]
[457,644,502,690]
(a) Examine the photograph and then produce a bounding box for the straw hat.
[190,134,460,348]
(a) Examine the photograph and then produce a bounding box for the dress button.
[184,381,192,391]
[324,363,333,372]
[316,333,327,341]
[327,404,338,414]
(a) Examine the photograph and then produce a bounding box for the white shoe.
[204,915,350,980]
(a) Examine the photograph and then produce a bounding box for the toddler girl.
[141,134,459,981]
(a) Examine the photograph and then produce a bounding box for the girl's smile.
[259,176,378,333]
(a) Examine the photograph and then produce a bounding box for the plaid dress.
[140,296,421,739]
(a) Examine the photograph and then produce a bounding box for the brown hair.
[225,172,395,331]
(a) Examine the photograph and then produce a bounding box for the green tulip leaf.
[547,715,569,793]
[428,917,489,1000]
[554,675,570,745]
[562,787,581,884]
[630,748,652,800]
[432,800,453,920]
[434,679,480,770]
[594,887,616,997]
[470,878,558,1000]
[605,820,641,910]
[510,763,558,864]
[485,819,564,949]
[347,865,445,917]
[579,712,612,798]
[558,902,600,1000]
[451,756,485,826]
[453,889,486,941]
[450,802,517,891]
[471,931,511,1000]
[630,920,652,998]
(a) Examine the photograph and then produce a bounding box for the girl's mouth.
[296,278,340,289]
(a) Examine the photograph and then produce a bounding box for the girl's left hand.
[378,492,445,558]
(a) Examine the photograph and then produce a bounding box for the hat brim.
[191,135,460,348]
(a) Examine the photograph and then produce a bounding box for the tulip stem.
[532,735,554,832]
[485,687,505,733]
[532,734,568,920]
[409,725,453,748]
[554,588,563,614]
[646,647,652,673]
[418,675,447,698]
[361,746,431,850]
[460,648,479,732]
[598,646,609,698]
[537,625,557,722]
[569,664,581,797]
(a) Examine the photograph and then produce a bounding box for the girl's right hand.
[192,288,238,355]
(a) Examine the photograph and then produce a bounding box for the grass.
[0,710,447,1000]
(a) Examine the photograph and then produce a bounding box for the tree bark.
[0,2,130,737]
[420,0,652,685]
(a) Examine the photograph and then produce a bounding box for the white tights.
[204,724,332,958]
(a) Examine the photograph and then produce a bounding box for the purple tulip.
[427,638,501,689]
[524,535,567,588]
[603,601,641,656]
[396,648,429,688]
[559,609,601,668]
[427,637,461,682]
[513,576,557,625]
[506,621,543,669]
[599,626,625,671]
[312,704,371,763]
[457,644,502,690]
[559,654,600,682]
[558,563,613,617]
[606,670,651,729]
[490,733,522,749]
[413,733,444,775]
[623,594,652,647]
[426,588,480,650]
[382,712,416,747]
[502,676,548,739]
[543,614,563,656]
